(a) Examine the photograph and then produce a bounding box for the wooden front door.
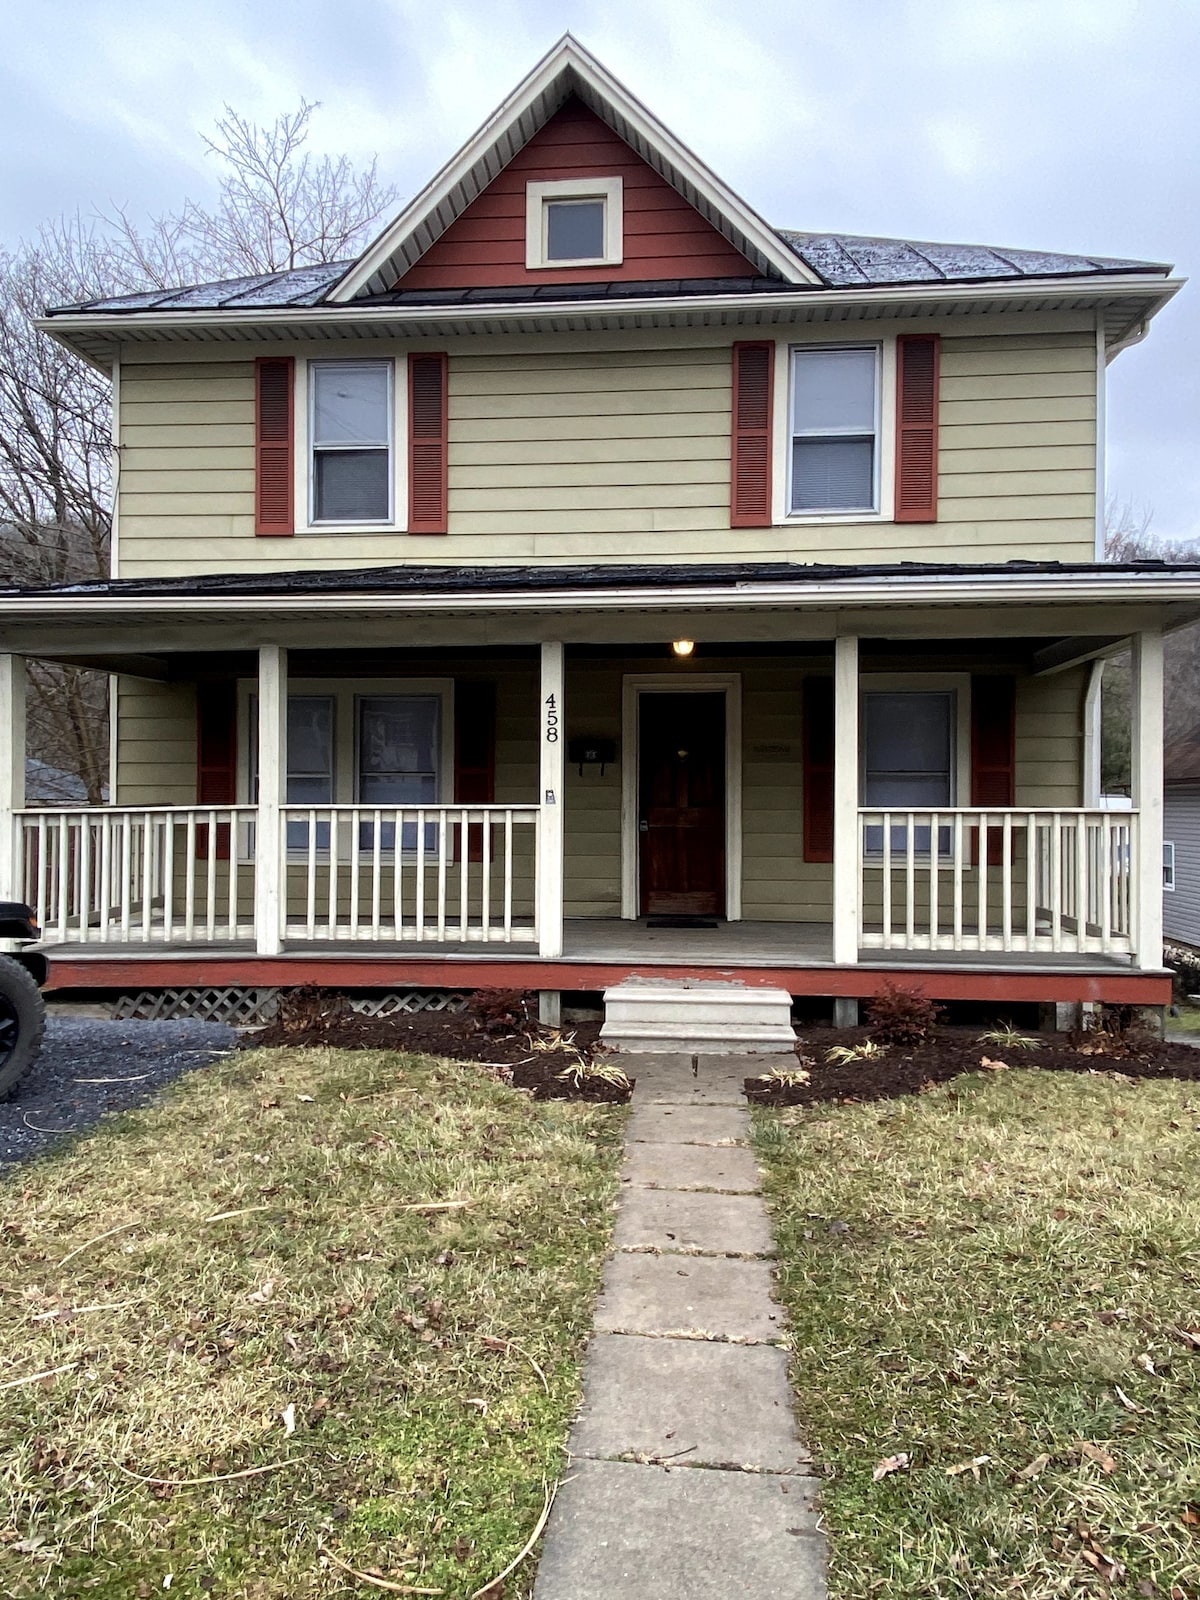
[638,692,726,916]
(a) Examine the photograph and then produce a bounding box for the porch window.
[248,695,335,849]
[789,345,880,514]
[862,690,954,854]
[357,695,440,852]
[310,361,393,523]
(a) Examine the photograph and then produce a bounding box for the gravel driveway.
[0,1014,236,1167]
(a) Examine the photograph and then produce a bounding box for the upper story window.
[789,345,881,515]
[310,360,393,524]
[525,177,624,269]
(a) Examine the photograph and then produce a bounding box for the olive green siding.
[114,318,1098,578]
[112,658,1084,924]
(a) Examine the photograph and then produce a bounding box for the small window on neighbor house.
[310,360,392,523]
[790,346,880,514]
[526,177,623,269]
[1164,841,1176,891]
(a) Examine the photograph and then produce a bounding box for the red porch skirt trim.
[43,954,1171,1007]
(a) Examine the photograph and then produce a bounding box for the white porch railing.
[279,804,537,943]
[859,807,1137,955]
[18,806,257,944]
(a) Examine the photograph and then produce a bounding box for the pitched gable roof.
[327,34,816,300]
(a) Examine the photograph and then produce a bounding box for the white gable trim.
[327,35,816,302]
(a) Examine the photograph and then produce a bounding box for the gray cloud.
[3,0,1195,540]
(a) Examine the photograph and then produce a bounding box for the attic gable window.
[525,176,623,269]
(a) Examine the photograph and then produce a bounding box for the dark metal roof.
[778,232,1167,289]
[45,232,1170,317]
[5,558,1197,603]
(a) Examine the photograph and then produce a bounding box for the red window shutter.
[454,681,496,862]
[408,352,449,534]
[730,341,774,528]
[971,675,1015,866]
[196,683,238,860]
[894,334,940,523]
[803,676,835,863]
[254,357,294,535]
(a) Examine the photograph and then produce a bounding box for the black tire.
[0,955,45,1100]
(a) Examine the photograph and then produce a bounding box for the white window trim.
[1164,840,1176,891]
[293,358,409,534]
[238,677,455,857]
[772,336,896,525]
[525,176,624,269]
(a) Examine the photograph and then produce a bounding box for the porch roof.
[3,559,1200,670]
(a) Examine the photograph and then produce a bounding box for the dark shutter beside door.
[803,676,835,863]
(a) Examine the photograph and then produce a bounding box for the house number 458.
[544,692,559,743]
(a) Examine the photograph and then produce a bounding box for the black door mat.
[645,917,721,930]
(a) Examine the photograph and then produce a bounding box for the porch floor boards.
[40,917,1134,973]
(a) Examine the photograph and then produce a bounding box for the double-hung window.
[862,690,955,855]
[245,684,448,856]
[789,345,880,514]
[1164,841,1176,891]
[357,695,441,852]
[310,360,393,524]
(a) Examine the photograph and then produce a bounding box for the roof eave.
[34,273,1184,369]
[326,35,816,302]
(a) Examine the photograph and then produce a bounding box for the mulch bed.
[745,1024,1200,1107]
[242,987,629,1102]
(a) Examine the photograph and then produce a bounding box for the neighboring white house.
[1164,733,1200,949]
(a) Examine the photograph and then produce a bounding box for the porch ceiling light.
[672,638,695,657]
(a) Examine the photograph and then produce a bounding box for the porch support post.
[1130,628,1163,969]
[254,645,287,957]
[832,634,859,967]
[538,641,565,960]
[0,655,26,902]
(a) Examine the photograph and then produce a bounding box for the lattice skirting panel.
[111,988,471,1025]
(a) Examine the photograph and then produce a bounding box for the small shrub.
[865,982,942,1046]
[465,988,533,1037]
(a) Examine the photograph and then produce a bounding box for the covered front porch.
[0,561,1182,1003]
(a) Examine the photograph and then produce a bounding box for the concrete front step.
[602,977,796,1055]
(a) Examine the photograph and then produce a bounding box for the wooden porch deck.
[37,918,1169,1006]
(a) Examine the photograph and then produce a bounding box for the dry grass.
[0,1047,627,1598]
[754,1069,1200,1599]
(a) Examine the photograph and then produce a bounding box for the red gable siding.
[396,98,758,291]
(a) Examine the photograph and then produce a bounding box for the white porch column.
[254,645,287,957]
[832,635,859,967]
[1131,628,1164,969]
[538,641,565,960]
[0,655,26,902]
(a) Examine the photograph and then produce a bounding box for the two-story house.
[1,36,1196,1026]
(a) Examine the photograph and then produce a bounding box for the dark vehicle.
[0,903,47,1097]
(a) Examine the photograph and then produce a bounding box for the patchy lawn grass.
[0,1047,626,1598]
[754,1070,1200,1599]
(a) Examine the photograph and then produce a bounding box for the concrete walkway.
[533,1053,827,1599]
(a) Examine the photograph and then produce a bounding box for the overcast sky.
[1,0,1197,544]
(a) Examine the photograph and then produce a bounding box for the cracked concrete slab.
[612,1185,775,1257]
[570,1333,808,1471]
[626,1102,749,1145]
[531,1458,826,1599]
[622,1140,761,1193]
[595,1252,786,1342]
